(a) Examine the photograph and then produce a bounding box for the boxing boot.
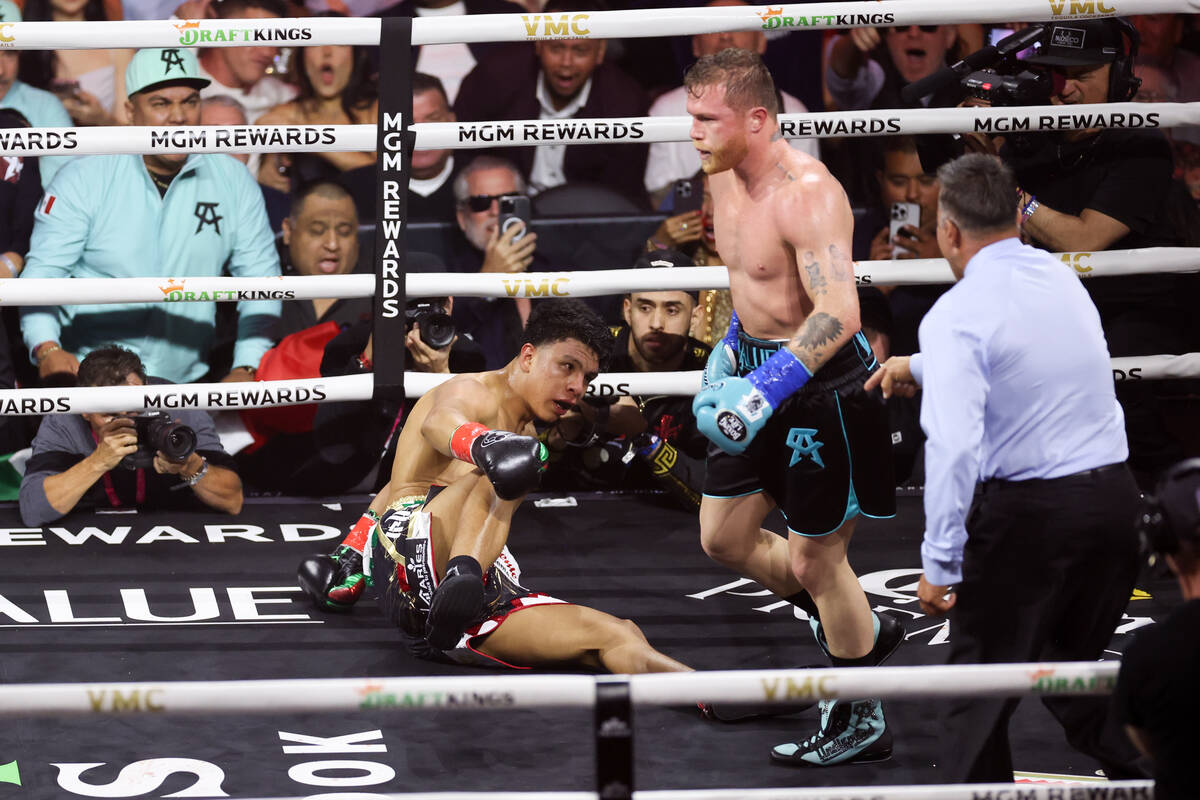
[810,611,905,666]
[770,698,891,766]
[424,556,485,651]
[298,544,366,612]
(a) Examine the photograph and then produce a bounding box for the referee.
[867,154,1145,782]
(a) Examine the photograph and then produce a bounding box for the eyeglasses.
[891,25,940,33]
[461,193,507,212]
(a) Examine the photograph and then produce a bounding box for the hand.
[222,366,256,383]
[649,210,703,249]
[91,416,137,472]
[38,347,79,381]
[174,0,214,18]
[61,89,112,127]
[480,222,538,274]
[848,26,881,53]
[917,573,956,617]
[958,98,1003,155]
[154,449,201,476]
[868,226,895,261]
[405,325,453,374]
[892,225,941,260]
[863,355,918,399]
[257,154,291,194]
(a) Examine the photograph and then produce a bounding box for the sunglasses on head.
[462,193,506,212]
[892,25,939,33]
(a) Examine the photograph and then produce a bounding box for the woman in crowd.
[18,0,133,126]
[256,24,378,212]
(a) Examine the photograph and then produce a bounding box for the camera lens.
[418,312,456,350]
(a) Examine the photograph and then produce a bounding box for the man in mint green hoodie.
[21,47,280,386]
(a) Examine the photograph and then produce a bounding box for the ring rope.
[4,249,1198,305]
[0,662,1119,717]
[1,0,1197,49]
[175,787,1157,800]
[2,352,1197,414]
[3,103,1197,157]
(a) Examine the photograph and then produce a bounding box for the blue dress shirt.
[910,237,1127,585]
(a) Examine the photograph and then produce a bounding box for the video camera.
[121,410,198,470]
[405,299,455,350]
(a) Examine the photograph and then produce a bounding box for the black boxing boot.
[425,556,485,651]
[810,611,904,666]
[298,544,366,612]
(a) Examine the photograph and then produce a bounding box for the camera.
[405,299,455,350]
[121,410,197,470]
[961,68,1051,107]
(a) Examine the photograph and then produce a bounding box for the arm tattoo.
[802,250,827,296]
[827,244,854,282]
[791,312,844,367]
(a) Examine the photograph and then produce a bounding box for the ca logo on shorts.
[786,427,825,468]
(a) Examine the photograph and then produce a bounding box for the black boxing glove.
[450,423,548,500]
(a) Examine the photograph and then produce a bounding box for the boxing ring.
[1,0,1197,796]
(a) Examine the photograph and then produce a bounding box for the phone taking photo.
[673,177,703,215]
[889,201,922,258]
[498,195,531,243]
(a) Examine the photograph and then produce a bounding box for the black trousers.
[940,463,1145,783]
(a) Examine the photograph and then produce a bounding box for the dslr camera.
[121,410,198,470]
[405,299,455,350]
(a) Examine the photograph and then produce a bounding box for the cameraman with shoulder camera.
[1115,458,1200,800]
[19,346,242,526]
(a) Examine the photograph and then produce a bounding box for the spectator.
[1117,458,1200,800]
[0,108,39,282]
[407,72,460,222]
[377,0,529,104]
[1132,14,1200,107]
[855,135,945,358]
[448,155,540,369]
[825,24,962,110]
[196,0,297,123]
[454,0,650,204]
[256,31,377,206]
[644,0,819,201]
[0,0,75,188]
[1005,17,1186,483]
[18,345,242,526]
[18,0,133,127]
[19,47,281,387]
[543,249,710,509]
[200,94,251,165]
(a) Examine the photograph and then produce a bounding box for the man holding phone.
[449,156,541,369]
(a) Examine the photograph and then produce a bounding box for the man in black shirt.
[1116,458,1200,799]
[1006,17,1187,483]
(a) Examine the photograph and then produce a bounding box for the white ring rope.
[0,662,1118,717]
[1,0,1197,50]
[4,249,1198,306]
[3,103,1198,157]
[176,787,1157,800]
[1,353,1197,414]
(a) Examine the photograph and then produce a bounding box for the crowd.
[0,0,1197,786]
[0,1,1193,511]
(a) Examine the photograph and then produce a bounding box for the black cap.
[1158,459,1200,544]
[1024,19,1124,67]
[632,248,698,300]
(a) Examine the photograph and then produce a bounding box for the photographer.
[19,346,242,526]
[1116,458,1200,800]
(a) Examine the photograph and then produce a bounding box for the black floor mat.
[0,493,1175,797]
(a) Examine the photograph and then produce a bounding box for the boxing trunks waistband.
[737,329,877,393]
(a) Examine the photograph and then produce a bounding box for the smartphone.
[889,202,921,258]
[673,177,703,215]
[50,80,80,98]
[498,195,531,243]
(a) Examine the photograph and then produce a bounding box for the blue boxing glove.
[701,310,740,389]
[693,347,812,454]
